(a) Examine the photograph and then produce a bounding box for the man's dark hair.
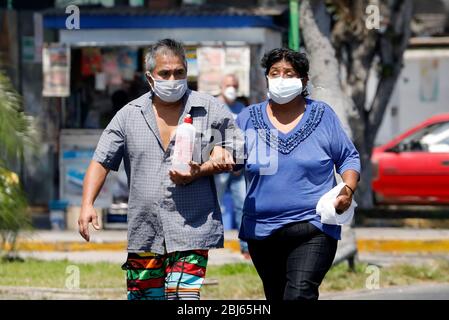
[261,48,309,78]
[145,38,187,73]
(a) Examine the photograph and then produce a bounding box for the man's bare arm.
[78,160,110,241]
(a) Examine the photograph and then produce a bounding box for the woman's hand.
[335,170,359,214]
[333,185,353,214]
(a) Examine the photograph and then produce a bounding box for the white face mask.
[223,86,237,103]
[148,74,188,103]
[267,76,303,104]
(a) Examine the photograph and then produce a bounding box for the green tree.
[0,70,36,260]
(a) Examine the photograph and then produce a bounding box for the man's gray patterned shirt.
[93,89,239,254]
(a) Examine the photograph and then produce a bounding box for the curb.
[5,239,449,254]
[4,239,240,252]
[356,239,449,253]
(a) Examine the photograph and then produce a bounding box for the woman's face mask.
[267,76,304,105]
[147,73,188,103]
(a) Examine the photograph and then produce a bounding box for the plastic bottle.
[171,114,196,173]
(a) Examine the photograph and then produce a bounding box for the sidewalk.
[9,229,248,265]
[15,248,249,265]
[5,227,449,265]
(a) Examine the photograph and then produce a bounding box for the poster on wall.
[60,130,126,208]
[42,43,70,97]
[117,48,138,80]
[103,49,122,87]
[61,149,115,207]
[197,47,225,96]
[81,48,102,77]
[95,72,107,91]
[420,58,439,102]
[185,46,198,78]
[224,46,250,97]
[197,46,250,97]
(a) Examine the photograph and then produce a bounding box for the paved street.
[322,283,449,300]
[2,227,449,300]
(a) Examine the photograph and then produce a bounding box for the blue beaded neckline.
[249,100,325,155]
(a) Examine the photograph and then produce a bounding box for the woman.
[235,48,361,300]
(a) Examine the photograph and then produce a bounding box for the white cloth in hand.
[316,182,357,225]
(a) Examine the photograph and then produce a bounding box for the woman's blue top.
[235,99,361,241]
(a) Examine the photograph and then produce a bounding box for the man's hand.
[333,185,353,214]
[79,160,109,241]
[78,204,100,242]
[210,146,234,172]
[169,161,201,185]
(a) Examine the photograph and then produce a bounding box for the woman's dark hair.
[261,48,309,78]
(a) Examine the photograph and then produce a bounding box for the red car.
[372,113,449,205]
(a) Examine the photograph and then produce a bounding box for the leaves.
[0,71,37,164]
[0,70,34,257]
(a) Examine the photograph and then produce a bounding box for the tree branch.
[368,0,413,140]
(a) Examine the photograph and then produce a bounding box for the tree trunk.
[300,0,359,266]
[300,0,356,136]
[300,0,413,209]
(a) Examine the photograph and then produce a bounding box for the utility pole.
[289,0,300,51]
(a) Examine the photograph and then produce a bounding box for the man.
[215,74,249,258]
[79,39,238,300]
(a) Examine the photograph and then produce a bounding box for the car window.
[397,121,449,153]
[423,122,449,153]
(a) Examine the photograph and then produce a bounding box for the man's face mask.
[147,73,188,103]
[223,86,237,103]
[267,76,304,105]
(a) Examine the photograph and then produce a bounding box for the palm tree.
[0,69,37,260]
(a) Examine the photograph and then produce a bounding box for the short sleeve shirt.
[93,89,239,254]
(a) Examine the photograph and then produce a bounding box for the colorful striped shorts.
[122,250,208,300]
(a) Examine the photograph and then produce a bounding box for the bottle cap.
[184,114,193,124]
